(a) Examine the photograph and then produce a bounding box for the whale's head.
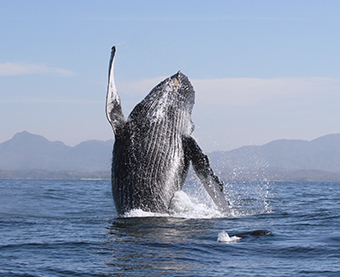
[128,71,195,135]
[138,71,195,112]
[162,71,194,112]
[164,71,195,114]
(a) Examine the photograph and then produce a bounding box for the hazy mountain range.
[208,133,340,182]
[1,131,340,181]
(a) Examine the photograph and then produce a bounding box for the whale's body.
[106,47,229,215]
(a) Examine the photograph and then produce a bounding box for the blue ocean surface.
[1,179,340,276]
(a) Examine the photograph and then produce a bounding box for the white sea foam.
[169,190,225,219]
[122,209,168,218]
[217,231,241,243]
[120,179,272,219]
[121,190,229,219]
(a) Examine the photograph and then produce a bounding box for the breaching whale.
[106,46,230,215]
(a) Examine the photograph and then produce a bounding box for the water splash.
[217,231,241,243]
[120,179,272,219]
[121,190,226,219]
[183,178,273,217]
[224,180,273,216]
[169,190,225,219]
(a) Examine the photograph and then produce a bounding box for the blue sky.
[1,0,340,151]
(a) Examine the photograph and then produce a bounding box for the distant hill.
[1,131,340,181]
[209,133,340,172]
[208,133,340,181]
[0,169,110,180]
[0,131,113,172]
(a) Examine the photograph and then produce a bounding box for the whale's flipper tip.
[106,46,125,135]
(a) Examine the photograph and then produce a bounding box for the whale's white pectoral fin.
[106,46,125,136]
[183,136,231,214]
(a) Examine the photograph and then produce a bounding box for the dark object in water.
[238,230,273,238]
[249,230,272,236]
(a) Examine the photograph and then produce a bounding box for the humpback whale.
[106,46,230,215]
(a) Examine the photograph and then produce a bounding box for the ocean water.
[1,179,339,276]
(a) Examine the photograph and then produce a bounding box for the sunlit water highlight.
[1,179,339,276]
